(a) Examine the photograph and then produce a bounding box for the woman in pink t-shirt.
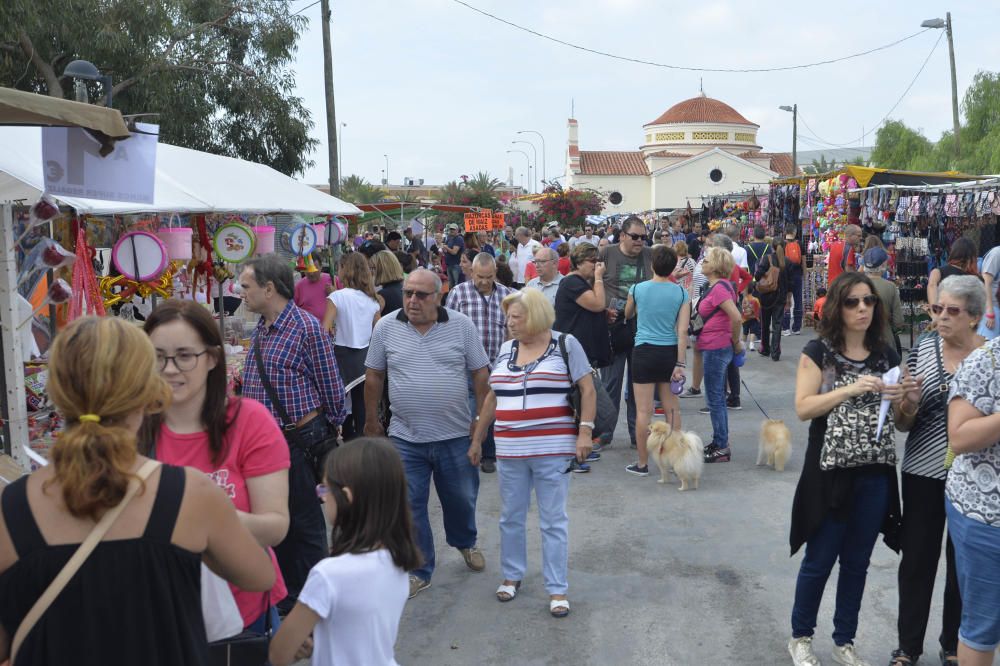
[696,247,744,463]
[141,300,291,633]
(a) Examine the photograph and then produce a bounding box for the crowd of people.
[0,212,998,666]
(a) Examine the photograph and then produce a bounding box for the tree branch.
[113,60,256,95]
[16,30,62,97]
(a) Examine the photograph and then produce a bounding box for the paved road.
[395,334,948,665]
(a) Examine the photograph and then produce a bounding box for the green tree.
[870,120,934,170]
[339,175,386,204]
[1,0,317,175]
[962,71,1000,143]
[804,154,834,175]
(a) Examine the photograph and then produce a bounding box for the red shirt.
[293,273,332,322]
[558,257,571,276]
[157,398,290,626]
[729,266,752,294]
[827,242,855,286]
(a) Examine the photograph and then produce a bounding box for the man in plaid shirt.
[239,254,345,613]
[446,253,512,472]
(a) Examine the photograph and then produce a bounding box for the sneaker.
[591,441,604,453]
[703,445,731,463]
[782,329,792,337]
[938,648,957,665]
[459,547,486,572]
[680,387,702,398]
[654,406,665,415]
[572,462,591,473]
[831,643,871,666]
[747,340,756,352]
[480,459,496,474]
[792,329,802,335]
[888,649,914,665]
[625,462,649,476]
[586,452,601,462]
[787,636,821,666]
[698,406,711,414]
[408,575,431,599]
[726,398,742,411]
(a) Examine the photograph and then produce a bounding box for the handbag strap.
[11,459,160,665]
[252,336,295,431]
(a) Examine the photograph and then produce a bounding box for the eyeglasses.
[403,289,436,300]
[157,350,210,372]
[842,294,879,309]
[930,303,966,317]
[581,257,597,264]
[623,231,647,241]
[533,258,553,264]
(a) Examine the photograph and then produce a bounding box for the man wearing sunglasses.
[862,247,903,355]
[364,268,492,599]
[597,216,653,449]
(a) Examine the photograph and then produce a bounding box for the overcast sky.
[289,0,999,189]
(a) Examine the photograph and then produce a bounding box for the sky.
[288,0,1000,190]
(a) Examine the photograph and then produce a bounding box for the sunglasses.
[843,294,879,309]
[562,458,585,474]
[403,289,435,300]
[623,231,647,241]
[930,303,966,317]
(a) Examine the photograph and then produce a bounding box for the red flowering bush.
[537,185,604,229]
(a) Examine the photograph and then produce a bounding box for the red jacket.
[730,266,752,294]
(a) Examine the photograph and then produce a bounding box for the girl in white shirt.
[269,438,422,666]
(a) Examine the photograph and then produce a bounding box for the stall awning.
[0,87,130,139]
[771,165,988,189]
[0,127,362,216]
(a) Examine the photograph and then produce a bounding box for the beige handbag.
[8,459,160,665]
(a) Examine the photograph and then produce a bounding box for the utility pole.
[946,12,960,158]
[791,103,797,176]
[320,0,339,195]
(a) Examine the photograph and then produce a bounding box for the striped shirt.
[902,335,950,479]
[490,332,591,459]
[243,301,346,426]
[445,280,513,365]
[365,306,489,443]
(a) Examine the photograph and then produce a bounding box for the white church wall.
[571,175,650,214]
[652,159,773,210]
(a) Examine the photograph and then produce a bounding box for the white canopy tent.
[0,126,361,216]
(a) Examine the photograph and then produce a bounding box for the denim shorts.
[946,499,1000,651]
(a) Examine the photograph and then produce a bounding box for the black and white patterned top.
[902,335,951,480]
[947,336,1000,526]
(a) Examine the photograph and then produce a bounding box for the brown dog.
[647,421,704,491]
[757,419,792,471]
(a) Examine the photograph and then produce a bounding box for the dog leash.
[740,379,773,420]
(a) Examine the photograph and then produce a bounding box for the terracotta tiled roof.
[646,150,692,158]
[738,151,797,176]
[578,151,649,176]
[646,96,757,127]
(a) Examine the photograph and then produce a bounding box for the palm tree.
[466,171,503,198]
[339,175,386,204]
[439,180,466,204]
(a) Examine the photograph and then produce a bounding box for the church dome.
[645,96,758,127]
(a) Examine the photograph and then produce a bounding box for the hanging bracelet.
[675,362,686,368]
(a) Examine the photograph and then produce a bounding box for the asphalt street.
[394,333,947,665]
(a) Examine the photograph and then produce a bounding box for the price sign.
[42,123,158,203]
[464,212,493,232]
[492,212,505,230]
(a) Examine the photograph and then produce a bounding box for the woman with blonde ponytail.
[0,316,274,665]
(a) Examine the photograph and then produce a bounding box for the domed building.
[565,93,796,214]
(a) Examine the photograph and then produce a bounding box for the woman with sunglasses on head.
[142,300,290,635]
[926,237,980,308]
[787,272,910,666]
[886,275,984,666]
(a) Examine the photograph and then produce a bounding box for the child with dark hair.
[269,438,421,666]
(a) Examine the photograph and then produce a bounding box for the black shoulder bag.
[252,340,337,481]
[558,333,617,438]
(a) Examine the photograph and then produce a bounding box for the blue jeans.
[702,347,733,447]
[946,499,1000,651]
[467,379,495,461]
[393,437,480,582]
[446,264,463,288]
[783,268,804,332]
[792,472,890,645]
[498,456,571,594]
[599,349,637,445]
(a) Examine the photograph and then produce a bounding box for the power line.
[451,0,932,73]
[794,30,944,148]
[291,0,320,16]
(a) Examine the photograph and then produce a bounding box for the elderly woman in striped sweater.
[469,287,595,618]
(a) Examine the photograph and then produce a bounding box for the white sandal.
[549,598,570,617]
[495,581,520,602]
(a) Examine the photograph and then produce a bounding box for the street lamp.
[507,150,531,194]
[517,130,547,188]
[62,59,113,107]
[512,139,537,193]
[779,104,798,176]
[922,13,961,158]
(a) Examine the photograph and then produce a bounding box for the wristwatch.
[579,420,596,430]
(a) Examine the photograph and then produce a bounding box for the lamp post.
[62,60,113,107]
[517,130,546,188]
[383,154,389,187]
[512,139,537,193]
[922,13,961,158]
[507,150,531,194]
[779,104,797,175]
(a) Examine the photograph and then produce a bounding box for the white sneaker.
[781,329,792,337]
[831,643,870,666]
[788,636,822,665]
[748,341,756,352]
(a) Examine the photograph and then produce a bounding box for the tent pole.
[1,205,30,469]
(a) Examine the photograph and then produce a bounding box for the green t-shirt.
[629,280,689,346]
